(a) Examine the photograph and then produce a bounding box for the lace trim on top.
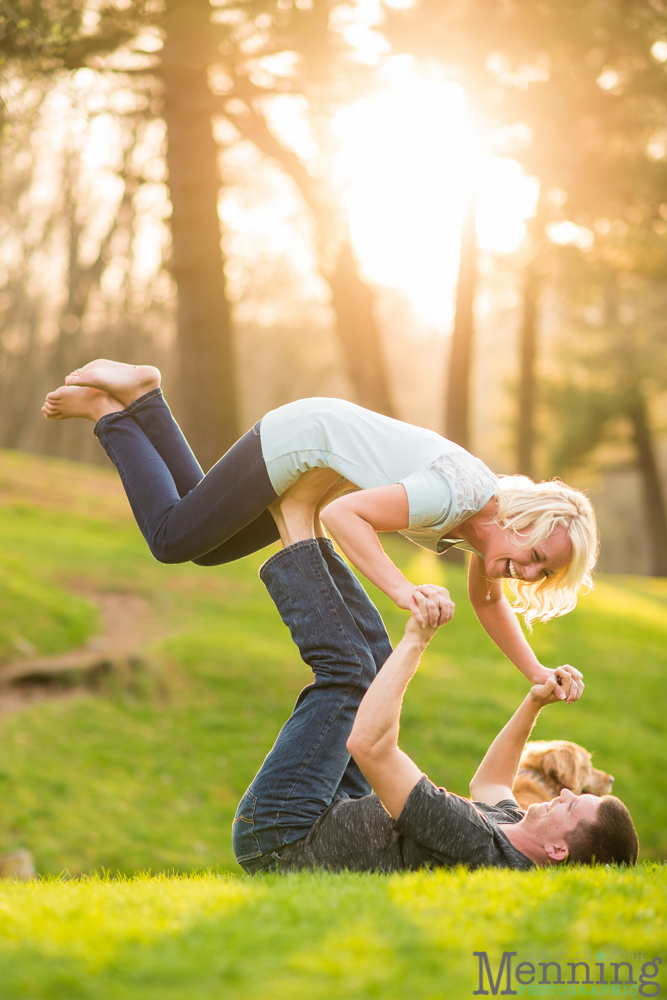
[428,452,498,520]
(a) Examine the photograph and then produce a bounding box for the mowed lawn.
[0,448,665,999]
[0,866,664,999]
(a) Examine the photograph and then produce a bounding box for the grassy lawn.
[0,448,665,998]
[0,866,664,999]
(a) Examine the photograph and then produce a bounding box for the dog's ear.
[542,745,584,791]
[519,741,547,768]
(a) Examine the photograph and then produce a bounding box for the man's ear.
[544,842,569,863]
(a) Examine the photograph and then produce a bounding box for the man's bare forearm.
[347,623,432,819]
[348,631,428,758]
[469,694,541,798]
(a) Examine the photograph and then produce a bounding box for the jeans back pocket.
[232,788,263,863]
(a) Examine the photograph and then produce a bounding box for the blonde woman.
[43,360,596,701]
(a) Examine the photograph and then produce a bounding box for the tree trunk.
[225,106,395,416]
[517,195,546,479]
[327,241,396,416]
[518,261,539,478]
[15,165,133,460]
[162,0,237,472]
[445,170,477,448]
[629,394,667,577]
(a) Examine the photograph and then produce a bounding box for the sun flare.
[332,70,539,326]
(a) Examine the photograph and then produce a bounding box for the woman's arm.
[468,553,545,682]
[468,555,584,703]
[320,485,453,627]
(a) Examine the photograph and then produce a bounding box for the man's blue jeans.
[94,389,280,565]
[232,538,392,874]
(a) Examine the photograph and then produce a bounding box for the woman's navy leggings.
[95,389,279,565]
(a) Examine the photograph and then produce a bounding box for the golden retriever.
[513,740,614,809]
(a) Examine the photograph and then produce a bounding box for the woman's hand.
[416,583,455,626]
[532,663,585,704]
[395,582,455,628]
[404,592,443,641]
[529,665,581,706]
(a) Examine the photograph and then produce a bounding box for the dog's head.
[520,740,614,796]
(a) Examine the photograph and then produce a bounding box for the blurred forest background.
[1,0,667,574]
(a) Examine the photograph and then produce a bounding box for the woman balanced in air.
[43,360,595,700]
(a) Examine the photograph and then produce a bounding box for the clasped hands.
[401,582,585,704]
[398,582,455,628]
[532,664,585,704]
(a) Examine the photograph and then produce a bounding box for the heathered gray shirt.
[278,775,534,874]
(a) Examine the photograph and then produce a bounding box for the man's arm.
[346,594,442,820]
[468,672,576,806]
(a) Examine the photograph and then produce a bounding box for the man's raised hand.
[405,590,453,640]
[414,583,455,627]
[529,665,583,706]
[544,663,585,704]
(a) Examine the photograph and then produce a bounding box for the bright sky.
[331,67,539,326]
[28,60,542,335]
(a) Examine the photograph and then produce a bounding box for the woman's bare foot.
[42,386,124,422]
[64,359,160,407]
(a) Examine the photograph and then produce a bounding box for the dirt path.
[0,592,166,714]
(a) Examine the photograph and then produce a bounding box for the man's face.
[485,524,572,583]
[522,787,601,857]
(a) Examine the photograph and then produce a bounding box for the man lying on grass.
[232,477,638,874]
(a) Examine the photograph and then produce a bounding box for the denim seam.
[256,685,358,854]
[93,387,164,437]
[98,416,274,562]
[279,685,358,803]
[273,685,359,841]
[233,789,263,861]
[310,540,391,664]
[149,451,272,556]
[125,387,164,413]
[266,549,372,844]
[259,538,322,579]
[316,544,392,666]
[97,429,152,536]
[93,408,130,438]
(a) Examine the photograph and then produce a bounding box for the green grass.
[0,867,663,998]
[0,552,98,661]
[0,448,665,998]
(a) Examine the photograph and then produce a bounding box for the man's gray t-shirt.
[278,775,534,873]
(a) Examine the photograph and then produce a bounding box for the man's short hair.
[565,795,639,866]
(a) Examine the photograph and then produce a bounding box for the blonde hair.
[494,476,599,629]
